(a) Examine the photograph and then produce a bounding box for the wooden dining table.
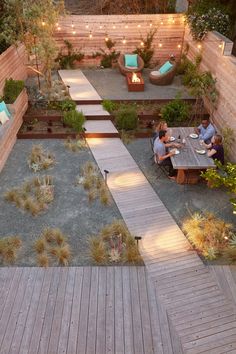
[170,127,216,184]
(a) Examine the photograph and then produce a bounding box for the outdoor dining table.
[170,127,216,184]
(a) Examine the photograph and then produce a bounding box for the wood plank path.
[87,136,236,354]
[0,266,176,354]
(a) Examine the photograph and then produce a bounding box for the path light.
[134,236,142,246]
[104,170,110,184]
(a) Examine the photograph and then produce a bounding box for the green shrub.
[55,40,84,69]
[102,100,117,113]
[63,110,85,132]
[133,29,156,68]
[115,106,138,131]
[61,99,76,112]
[160,97,190,126]
[3,78,24,103]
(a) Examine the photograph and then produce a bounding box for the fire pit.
[126,72,144,92]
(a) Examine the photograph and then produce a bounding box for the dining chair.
[153,154,169,178]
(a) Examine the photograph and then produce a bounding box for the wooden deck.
[0,266,179,354]
[87,136,236,353]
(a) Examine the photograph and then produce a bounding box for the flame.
[131,72,141,83]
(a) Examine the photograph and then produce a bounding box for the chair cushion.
[159,61,173,74]
[0,101,11,117]
[151,70,161,76]
[0,110,10,125]
[125,54,138,68]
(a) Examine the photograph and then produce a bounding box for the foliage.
[221,127,235,161]
[201,162,236,214]
[160,96,190,126]
[28,144,55,172]
[133,29,157,68]
[102,99,117,113]
[0,0,65,88]
[64,137,87,152]
[34,227,71,267]
[115,105,138,131]
[76,161,112,206]
[63,110,85,133]
[0,236,22,264]
[61,99,76,112]
[95,39,120,68]
[182,212,235,260]
[89,220,142,264]
[4,176,54,216]
[99,0,176,14]
[120,130,135,145]
[3,78,24,104]
[187,0,233,40]
[55,40,84,69]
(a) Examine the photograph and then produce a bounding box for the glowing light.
[86,23,89,29]
[177,44,181,48]
[140,41,144,47]
[105,35,109,41]
[122,37,126,45]
[160,20,164,25]
[89,31,93,39]
[125,25,128,29]
[158,42,163,48]
[72,30,76,35]
[172,17,175,23]
[137,24,141,28]
[42,20,46,26]
[99,25,103,29]
[224,236,228,240]
[149,21,153,27]
[219,43,223,48]
[57,26,61,31]
[71,22,74,28]
[197,44,202,49]
[112,25,116,29]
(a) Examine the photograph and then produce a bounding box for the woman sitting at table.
[204,134,224,165]
[153,121,168,142]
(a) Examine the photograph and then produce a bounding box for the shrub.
[160,97,190,126]
[55,40,84,69]
[63,110,85,133]
[3,78,24,103]
[64,137,87,152]
[115,106,138,131]
[102,100,117,113]
[0,236,22,264]
[133,29,156,68]
[61,99,76,112]
[28,144,55,172]
[182,212,235,260]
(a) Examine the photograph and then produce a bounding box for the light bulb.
[160,21,164,25]
[149,22,152,27]
[159,43,162,48]
[137,24,141,28]
[86,24,89,29]
[57,26,61,31]
[122,37,126,44]
[89,31,93,39]
[141,41,144,47]
[42,20,46,26]
[197,44,202,49]
[125,25,128,29]
[177,44,181,48]
[113,25,116,29]
[105,35,109,42]
[72,30,76,35]
[71,22,74,28]
[99,25,102,29]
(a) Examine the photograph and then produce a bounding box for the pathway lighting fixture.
[134,236,142,246]
[104,170,110,184]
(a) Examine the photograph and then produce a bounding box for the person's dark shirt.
[211,144,224,165]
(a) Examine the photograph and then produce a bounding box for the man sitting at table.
[194,117,216,144]
[154,130,180,179]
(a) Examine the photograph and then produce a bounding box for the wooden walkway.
[0,266,179,354]
[87,137,236,354]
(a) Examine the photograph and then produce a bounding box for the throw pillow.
[151,71,161,76]
[125,54,138,68]
[0,101,11,118]
[0,110,10,125]
[159,61,173,74]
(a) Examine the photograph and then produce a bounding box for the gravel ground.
[126,138,236,229]
[0,140,121,266]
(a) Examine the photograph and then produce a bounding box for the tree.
[0,0,65,89]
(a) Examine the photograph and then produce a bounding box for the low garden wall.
[0,89,28,172]
[54,14,185,65]
[184,28,236,161]
[0,44,27,96]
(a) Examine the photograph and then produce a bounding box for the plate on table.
[170,149,180,155]
[169,136,175,142]
[196,149,206,155]
[189,133,199,139]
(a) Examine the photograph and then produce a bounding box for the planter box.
[0,88,28,172]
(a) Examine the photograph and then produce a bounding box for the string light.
[112,25,116,29]
[177,44,181,48]
[42,20,46,26]
[57,26,61,31]
[122,36,126,45]
[137,24,141,28]
[125,25,128,29]
[72,30,76,35]
[158,42,163,48]
[197,43,202,49]
[85,23,89,29]
[140,41,144,47]
[89,31,93,39]
[71,21,74,28]
[105,34,109,41]
[99,25,103,29]
[160,20,164,25]
[149,21,153,27]
[172,17,175,24]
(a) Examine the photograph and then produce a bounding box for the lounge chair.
[149,61,177,86]
[118,54,144,76]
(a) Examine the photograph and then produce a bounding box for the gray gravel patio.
[0,140,121,266]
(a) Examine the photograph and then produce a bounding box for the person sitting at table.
[194,117,216,144]
[203,134,224,165]
[153,121,168,142]
[154,130,180,179]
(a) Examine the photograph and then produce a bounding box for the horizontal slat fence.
[54,14,185,65]
[184,28,236,161]
[0,44,27,96]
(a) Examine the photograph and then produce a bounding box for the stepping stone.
[84,120,118,134]
[59,69,101,101]
[76,104,110,117]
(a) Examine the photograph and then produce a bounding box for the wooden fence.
[54,14,185,65]
[184,28,236,161]
[0,44,27,96]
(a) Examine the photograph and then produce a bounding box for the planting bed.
[0,139,124,266]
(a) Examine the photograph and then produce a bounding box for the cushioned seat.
[149,61,177,85]
[118,54,144,75]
